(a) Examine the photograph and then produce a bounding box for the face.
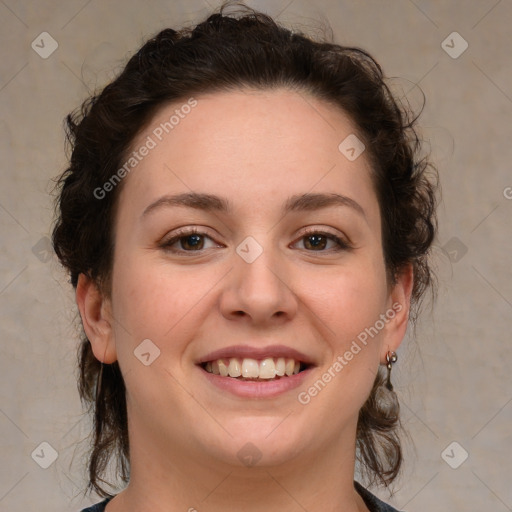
[80,88,411,474]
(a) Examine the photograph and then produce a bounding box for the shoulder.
[354,481,404,512]
[79,497,113,512]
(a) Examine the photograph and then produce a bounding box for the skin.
[77,88,413,512]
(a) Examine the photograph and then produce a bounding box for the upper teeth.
[204,357,301,379]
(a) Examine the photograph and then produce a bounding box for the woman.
[53,2,438,511]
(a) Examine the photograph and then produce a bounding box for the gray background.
[1,0,511,510]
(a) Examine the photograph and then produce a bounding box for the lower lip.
[198,365,314,398]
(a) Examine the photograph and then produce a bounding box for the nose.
[219,240,298,326]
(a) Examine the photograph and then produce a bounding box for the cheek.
[298,268,388,408]
[110,256,217,353]
[303,262,388,337]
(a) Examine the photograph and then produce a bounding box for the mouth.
[195,344,317,397]
[199,357,313,381]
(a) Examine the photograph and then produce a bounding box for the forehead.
[117,88,378,221]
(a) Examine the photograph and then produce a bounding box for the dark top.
[79,481,402,511]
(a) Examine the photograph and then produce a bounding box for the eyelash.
[160,227,352,255]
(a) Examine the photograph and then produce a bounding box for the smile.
[202,357,309,380]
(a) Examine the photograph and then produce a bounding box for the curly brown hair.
[52,1,438,498]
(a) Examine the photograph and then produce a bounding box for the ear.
[380,264,414,363]
[76,273,117,364]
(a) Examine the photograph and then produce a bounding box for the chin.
[221,420,308,467]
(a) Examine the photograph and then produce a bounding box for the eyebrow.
[141,191,366,219]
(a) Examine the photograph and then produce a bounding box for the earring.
[385,350,398,391]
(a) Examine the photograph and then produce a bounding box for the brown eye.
[303,233,329,250]
[161,229,221,253]
[176,233,205,251]
[295,230,351,252]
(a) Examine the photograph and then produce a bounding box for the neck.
[106,428,369,512]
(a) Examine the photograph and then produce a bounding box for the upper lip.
[196,344,316,366]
